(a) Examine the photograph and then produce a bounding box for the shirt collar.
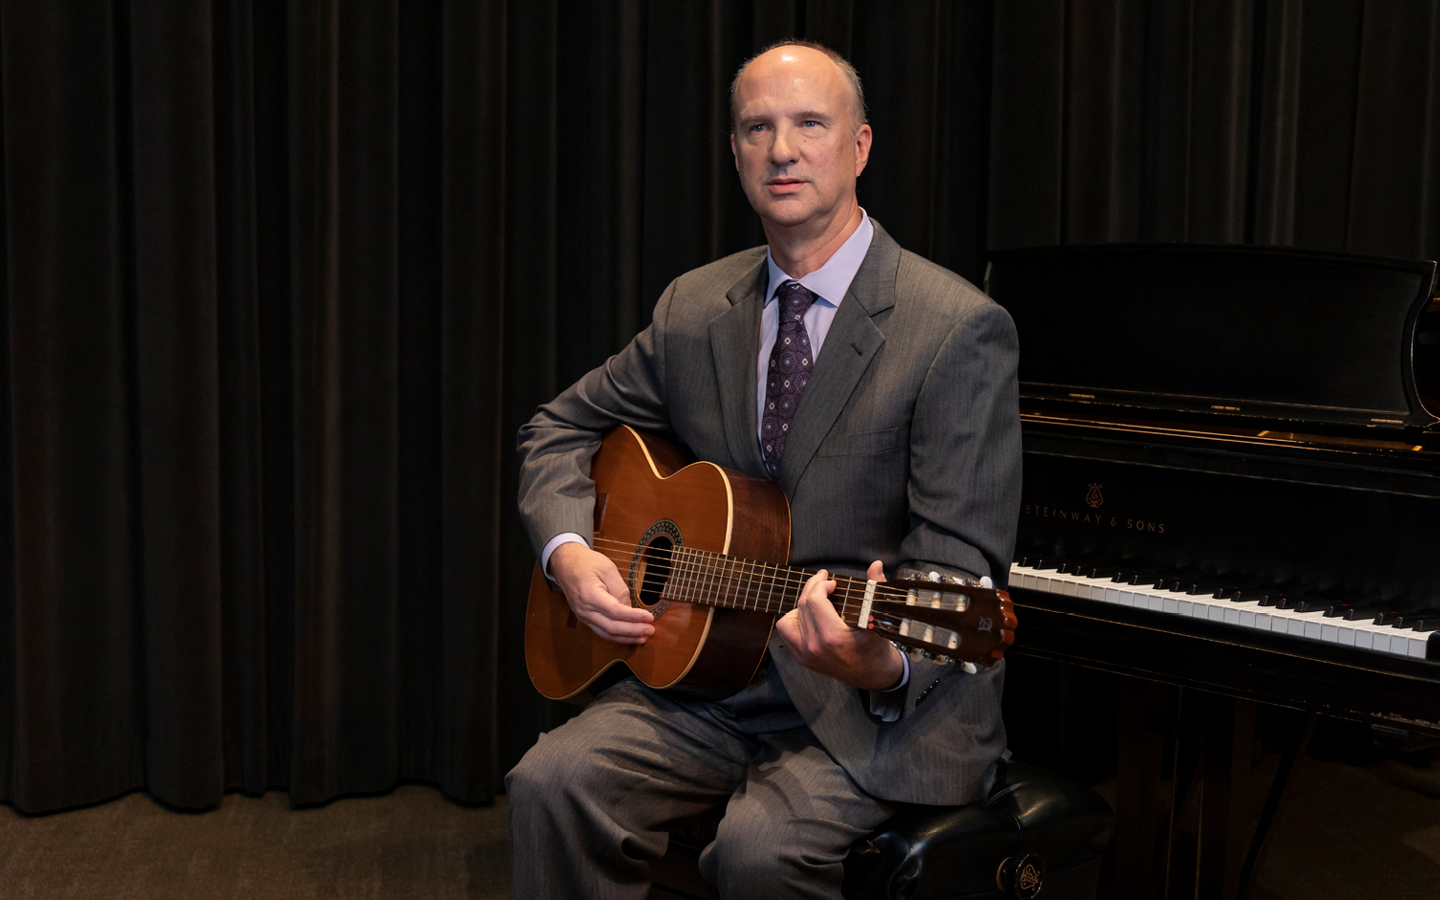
[764,209,874,308]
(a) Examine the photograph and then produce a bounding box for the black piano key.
[1293,599,1335,614]
[1121,572,1162,587]
[1212,588,1240,600]
[1374,612,1406,626]
[1343,607,1387,621]
[1186,584,1225,596]
[1395,611,1440,630]
[1234,590,1272,604]
[1407,619,1440,632]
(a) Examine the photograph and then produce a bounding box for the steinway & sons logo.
[1020,482,1167,534]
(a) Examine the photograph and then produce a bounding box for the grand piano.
[983,244,1440,899]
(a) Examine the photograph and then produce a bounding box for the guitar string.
[586,536,941,603]
[585,543,934,623]
[582,538,985,638]
[579,542,996,656]
[567,541,999,655]
[585,540,975,626]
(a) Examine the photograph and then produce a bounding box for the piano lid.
[985,244,1440,433]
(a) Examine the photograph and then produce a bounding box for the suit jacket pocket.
[816,427,900,457]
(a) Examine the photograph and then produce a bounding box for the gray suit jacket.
[517,222,1022,806]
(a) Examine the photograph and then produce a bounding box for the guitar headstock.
[862,573,1016,671]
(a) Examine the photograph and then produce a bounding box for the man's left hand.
[775,560,905,690]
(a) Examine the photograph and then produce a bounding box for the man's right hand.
[548,542,655,644]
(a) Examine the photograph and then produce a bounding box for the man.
[509,41,1021,900]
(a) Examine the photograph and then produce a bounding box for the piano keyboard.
[1009,560,1440,662]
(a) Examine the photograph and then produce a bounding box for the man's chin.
[754,200,819,230]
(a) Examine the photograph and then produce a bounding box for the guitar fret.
[680,549,694,604]
[710,554,722,607]
[669,548,683,602]
[716,554,726,607]
[679,548,694,603]
[699,547,711,604]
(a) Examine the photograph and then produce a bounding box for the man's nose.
[768,124,798,165]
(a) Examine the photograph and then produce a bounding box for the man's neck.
[763,202,863,279]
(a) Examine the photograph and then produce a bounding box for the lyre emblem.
[1018,863,1041,891]
[977,616,993,633]
[1085,483,1103,508]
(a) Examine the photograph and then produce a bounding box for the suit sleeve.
[515,282,679,558]
[871,301,1022,722]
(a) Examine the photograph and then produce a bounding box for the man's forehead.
[735,51,846,110]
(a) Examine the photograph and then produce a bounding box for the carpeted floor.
[0,786,512,900]
[1250,756,1440,900]
[1,755,1437,899]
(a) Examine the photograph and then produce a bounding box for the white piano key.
[1009,562,1423,661]
[1188,598,1220,619]
[1408,635,1430,659]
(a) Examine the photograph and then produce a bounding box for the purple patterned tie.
[761,281,818,478]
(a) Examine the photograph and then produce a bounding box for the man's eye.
[750,123,768,132]
[803,120,821,127]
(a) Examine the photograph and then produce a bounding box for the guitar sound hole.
[637,536,674,608]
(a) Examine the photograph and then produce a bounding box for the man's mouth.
[767,178,806,193]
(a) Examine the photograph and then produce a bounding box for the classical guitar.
[524,425,1017,700]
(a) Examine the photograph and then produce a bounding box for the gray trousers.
[506,674,896,899]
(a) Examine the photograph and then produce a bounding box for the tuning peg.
[962,661,979,675]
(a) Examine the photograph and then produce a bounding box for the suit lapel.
[776,223,901,492]
[709,260,769,477]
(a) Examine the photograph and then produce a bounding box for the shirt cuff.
[540,533,589,579]
[880,647,910,692]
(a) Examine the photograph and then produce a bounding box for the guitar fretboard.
[657,546,871,627]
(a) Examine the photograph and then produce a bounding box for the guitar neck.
[658,546,871,626]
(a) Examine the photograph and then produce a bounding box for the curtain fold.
[2,0,1438,815]
[988,0,1440,258]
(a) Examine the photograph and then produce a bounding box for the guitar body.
[525,426,791,700]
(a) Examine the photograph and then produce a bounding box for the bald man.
[509,40,1022,900]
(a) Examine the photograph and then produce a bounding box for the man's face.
[730,47,872,233]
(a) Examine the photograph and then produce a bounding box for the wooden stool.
[651,759,1114,900]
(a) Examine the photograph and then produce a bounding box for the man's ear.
[854,124,873,176]
[730,133,738,170]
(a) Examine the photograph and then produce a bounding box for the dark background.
[1,0,1436,814]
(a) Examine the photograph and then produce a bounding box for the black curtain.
[2,0,1436,815]
[989,0,1440,256]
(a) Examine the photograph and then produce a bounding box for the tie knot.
[777,281,817,320]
